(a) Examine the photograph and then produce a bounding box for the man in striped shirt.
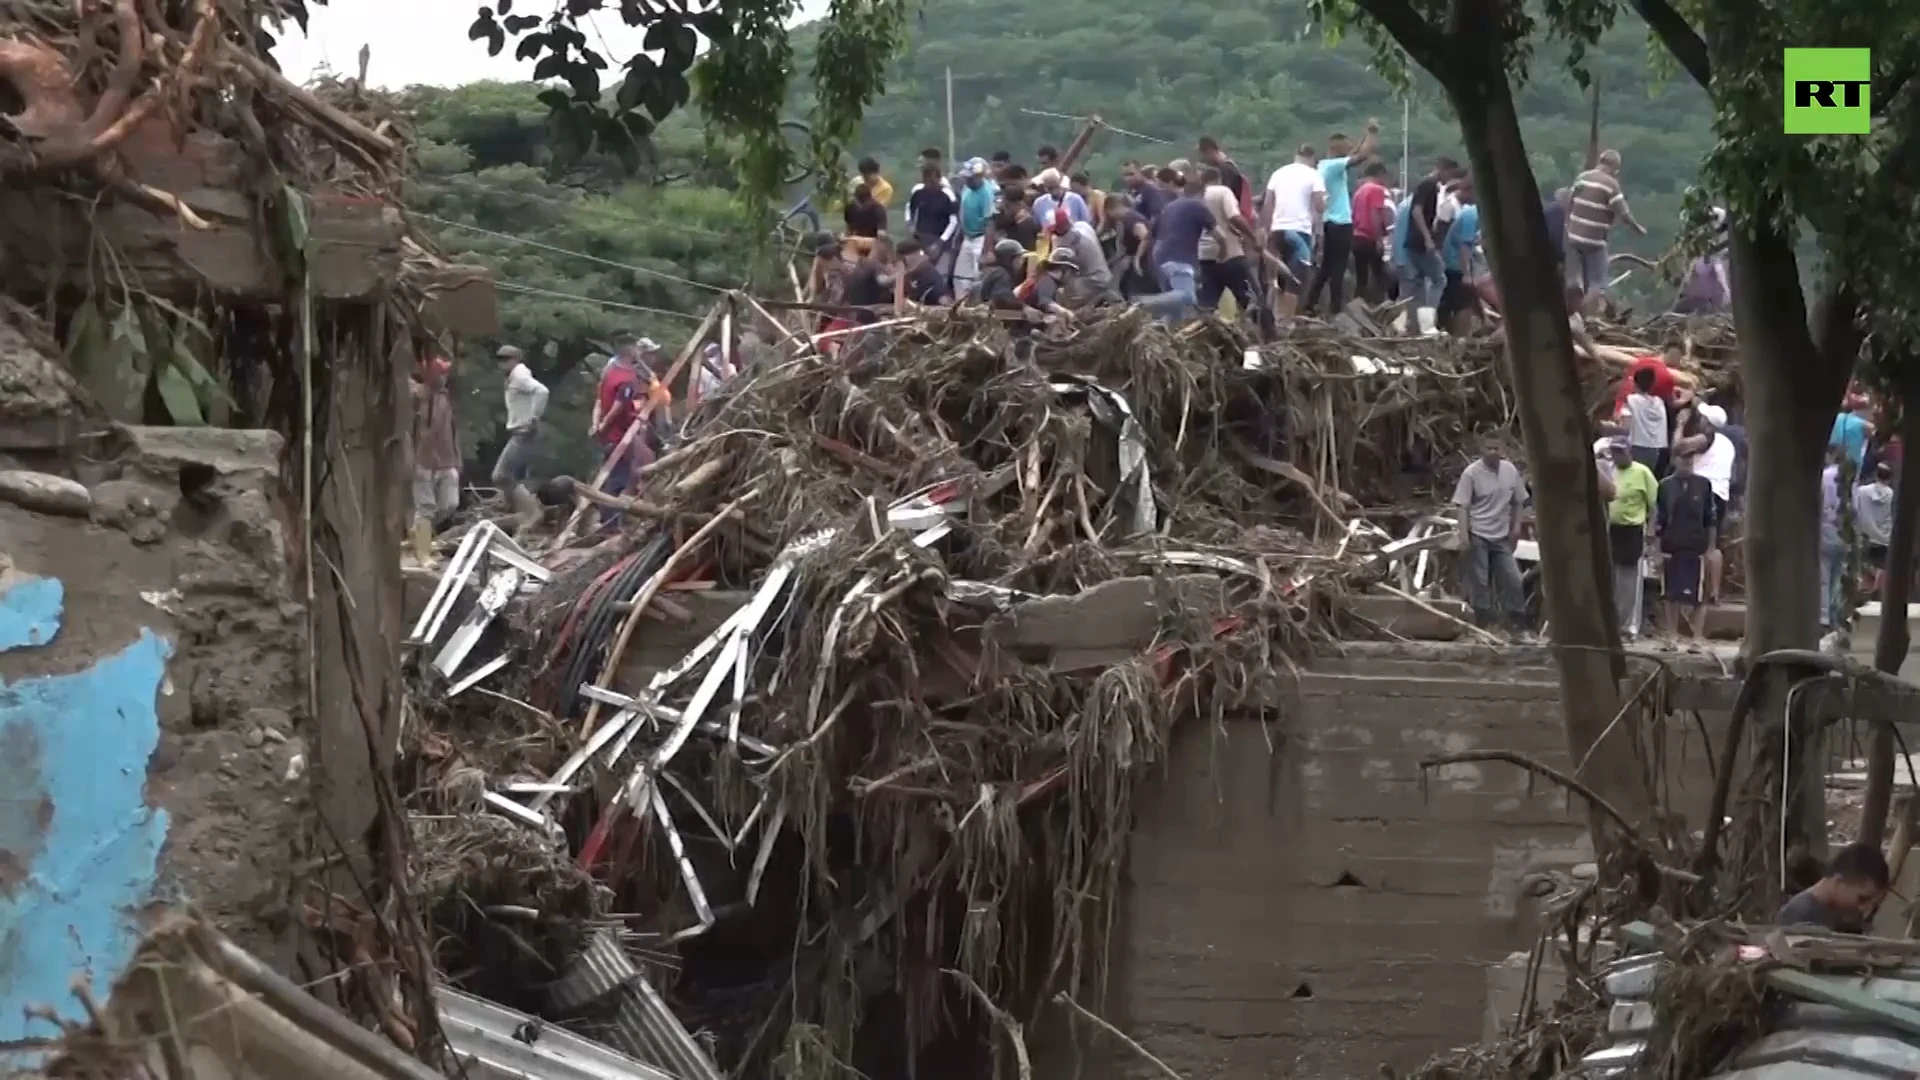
[1563,150,1647,304]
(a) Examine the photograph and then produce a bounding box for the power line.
[412,212,730,293]
[494,280,710,322]
[410,172,749,244]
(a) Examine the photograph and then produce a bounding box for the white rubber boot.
[1416,306,1439,336]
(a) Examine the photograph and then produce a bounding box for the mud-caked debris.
[0,469,89,517]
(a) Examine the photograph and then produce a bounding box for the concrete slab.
[1346,592,1470,640]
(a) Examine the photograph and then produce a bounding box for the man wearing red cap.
[409,352,461,563]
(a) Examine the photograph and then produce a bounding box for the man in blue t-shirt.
[1303,118,1380,317]
[1389,194,1414,305]
[1438,178,1482,333]
[1831,403,1872,473]
[952,161,998,296]
[1140,173,1215,323]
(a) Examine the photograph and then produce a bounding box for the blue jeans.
[1399,250,1444,308]
[1462,533,1526,626]
[1141,261,1198,323]
[1820,541,1848,628]
[1277,230,1313,292]
[599,444,634,528]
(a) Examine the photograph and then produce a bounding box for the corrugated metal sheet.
[438,987,676,1080]
[548,931,723,1080]
[1578,949,1920,1077]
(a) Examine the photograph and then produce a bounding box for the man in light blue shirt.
[1830,404,1872,472]
[1389,194,1414,298]
[1303,118,1380,316]
[1030,169,1091,227]
[1439,180,1481,331]
[953,161,998,295]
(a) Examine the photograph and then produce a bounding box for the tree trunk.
[1860,378,1920,848]
[1731,222,1859,858]
[1448,69,1647,831]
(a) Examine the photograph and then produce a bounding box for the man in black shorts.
[1656,448,1720,639]
[1855,459,1894,594]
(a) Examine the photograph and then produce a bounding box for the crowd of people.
[406,128,1739,558]
[1449,343,1751,642]
[1448,344,1910,644]
[402,329,747,557]
[801,127,1717,341]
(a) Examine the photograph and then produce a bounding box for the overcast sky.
[274,0,830,89]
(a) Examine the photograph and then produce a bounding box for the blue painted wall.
[0,575,170,1066]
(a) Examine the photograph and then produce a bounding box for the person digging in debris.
[1778,841,1889,933]
[492,344,549,530]
[1655,447,1718,640]
[896,237,950,305]
[408,352,460,564]
[1598,437,1657,640]
[1017,245,1081,323]
[967,239,1039,316]
[1450,436,1530,632]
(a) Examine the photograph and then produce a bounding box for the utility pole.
[945,67,956,164]
[1401,97,1410,192]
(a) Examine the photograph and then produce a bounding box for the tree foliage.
[459,0,910,211]
[1657,0,1920,368]
[402,82,756,480]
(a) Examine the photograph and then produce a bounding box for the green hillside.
[811,0,1712,291]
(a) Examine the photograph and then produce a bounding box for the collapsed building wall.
[1040,643,1740,1079]
[0,336,307,1054]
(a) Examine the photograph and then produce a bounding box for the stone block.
[1346,591,1471,640]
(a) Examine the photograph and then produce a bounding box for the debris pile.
[402,306,1750,1073]
[390,309,1522,1068]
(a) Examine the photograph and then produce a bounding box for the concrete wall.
[1069,645,1731,1079]
[0,427,309,1066]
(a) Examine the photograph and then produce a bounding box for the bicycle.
[767,120,824,266]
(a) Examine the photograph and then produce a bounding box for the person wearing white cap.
[493,343,549,526]
[1030,168,1091,228]
[1675,402,1736,603]
[1599,435,1658,638]
[953,160,997,295]
[693,341,734,402]
[589,333,669,525]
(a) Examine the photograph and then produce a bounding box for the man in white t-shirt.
[1676,402,1736,604]
[1261,144,1326,311]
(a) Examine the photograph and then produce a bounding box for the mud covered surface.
[0,419,307,963]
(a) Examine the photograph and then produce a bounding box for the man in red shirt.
[1349,161,1394,303]
[590,334,659,526]
[1610,350,1680,417]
